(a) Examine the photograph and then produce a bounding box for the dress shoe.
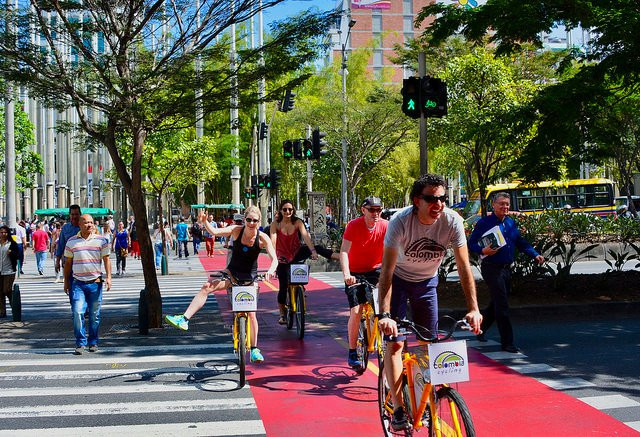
[476,333,487,342]
[501,345,520,353]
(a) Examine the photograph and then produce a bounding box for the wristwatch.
[378,312,392,320]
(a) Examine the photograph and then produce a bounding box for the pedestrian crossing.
[0,340,266,436]
[10,274,210,319]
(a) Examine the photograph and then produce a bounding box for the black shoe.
[391,407,410,431]
[476,333,487,342]
[501,345,520,353]
[20,270,25,275]
[38,270,43,275]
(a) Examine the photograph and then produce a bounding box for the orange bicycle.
[378,317,475,436]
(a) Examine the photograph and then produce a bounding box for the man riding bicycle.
[377,173,482,431]
[339,196,388,371]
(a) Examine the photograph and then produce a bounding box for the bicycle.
[347,275,384,373]
[209,270,266,388]
[378,317,476,437]
[284,263,309,340]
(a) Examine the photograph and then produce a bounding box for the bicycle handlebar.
[396,317,471,343]
[208,270,269,286]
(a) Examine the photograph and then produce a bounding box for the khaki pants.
[0,273,15,316]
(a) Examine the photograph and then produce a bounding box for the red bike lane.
[198,252,636,436]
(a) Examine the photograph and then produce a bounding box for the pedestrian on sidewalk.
[128,217,140,259]
[31,222,50,275]
[15,220,27,275]
[190,218,203,255]
[55,205,82,283]
[175,218,189,258]
[63,214,111,355]
[468,192,545,353]
[0,225,19,318]
[203,214,217,257]
[112,221,130,276]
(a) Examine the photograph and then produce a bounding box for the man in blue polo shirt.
[55,205,82,283]
[468,192,545,353]
[175,218,189,259]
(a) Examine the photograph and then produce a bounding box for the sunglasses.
[420,194,448,204]
[366,207,382,213]
[282,208,294,213]
[245,218,259,224]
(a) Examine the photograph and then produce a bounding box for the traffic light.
[259,122,268,140]
[311,128,327,159]
[269,168,281,188]
[279,90,296,112]
[421,76,447,118]
[258,174,268,189]
[244,187,254,199]
[303,139,313,160]
[293,140,303,160]
[401,77,421,119]
[283,140,293,160]
[251,174,258,187]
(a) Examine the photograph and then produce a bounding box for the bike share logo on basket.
[427,340,470,385]
[289,264,309,284]
[231,286,258,312]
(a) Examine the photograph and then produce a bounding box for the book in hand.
[480,225,506,250]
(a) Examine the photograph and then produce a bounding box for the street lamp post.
[340,17,356,226]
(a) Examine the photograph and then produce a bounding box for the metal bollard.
[11,283,22,322]
[138,288,149,335]
[161,255,168,275]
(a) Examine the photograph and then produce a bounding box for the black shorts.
[344,270,380,308]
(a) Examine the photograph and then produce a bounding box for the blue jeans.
[178,240,189,258]
[154,242,163,267]
[193,238,201,253]
[35,251,47,272]
[69,279,103,347]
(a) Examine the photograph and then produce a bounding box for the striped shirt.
[64,232,110,282]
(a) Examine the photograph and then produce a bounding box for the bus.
[463,178,616,222]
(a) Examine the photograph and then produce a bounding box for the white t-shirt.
[384,206,466,282]
[14,225,26,244]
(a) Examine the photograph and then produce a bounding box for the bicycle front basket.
[289,264,309,285]
[231,285,259,312]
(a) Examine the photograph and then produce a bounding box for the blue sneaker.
[165,314,189,331]
[348,350,363,369]
[250,348,264,363]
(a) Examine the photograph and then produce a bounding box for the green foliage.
[0,103,44,193]
[416,0,640,181]
[604,243,639,273]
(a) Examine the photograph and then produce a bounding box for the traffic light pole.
[4,0,16,229]
[418,52,428,175]
[306,126,313,192]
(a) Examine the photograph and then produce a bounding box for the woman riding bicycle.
[269,200,338,325]
[165,206,277,363]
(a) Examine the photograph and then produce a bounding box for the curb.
[441,301,640,321]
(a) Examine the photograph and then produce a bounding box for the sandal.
[277,316,287,325]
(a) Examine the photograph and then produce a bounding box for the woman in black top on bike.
[165,206,277,362]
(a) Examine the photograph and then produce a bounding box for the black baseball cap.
[361,196,382,208]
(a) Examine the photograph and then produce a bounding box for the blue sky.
[263,0,335,25]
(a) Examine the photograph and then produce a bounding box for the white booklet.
[480,225,506,250]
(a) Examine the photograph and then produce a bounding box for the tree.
[0,103,44,194]
[280,48,417,220]
[416,0,640,180]
[0,0,336,327]
[587,92,640,215]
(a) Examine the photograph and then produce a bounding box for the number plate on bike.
[427,340,470,385]
[289,264,309,284]
[231,285,258,312]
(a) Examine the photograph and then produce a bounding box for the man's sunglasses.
[281,208,294,213]
[366,207,382,213]
[420,194,448,203]
[245,218,259,224]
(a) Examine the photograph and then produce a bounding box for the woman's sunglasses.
[281,208,294,213]
[245,218,259,224]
